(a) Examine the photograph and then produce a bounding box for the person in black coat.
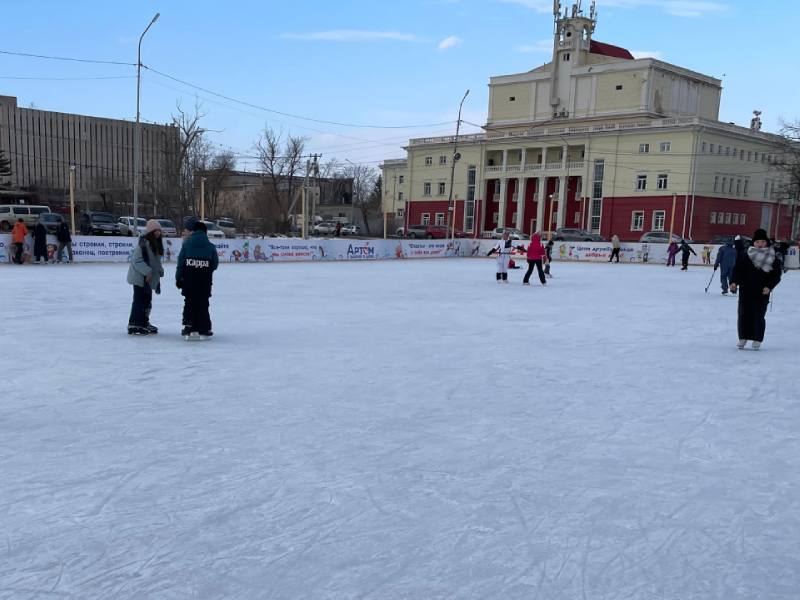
[31,219,49,264]
[55,220,73,263]
[730,229,782,350]
[778,237,791,273]
[677,240,696,271]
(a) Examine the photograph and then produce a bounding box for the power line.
[0,75,135,81]
[0,49,135,66]
[143,66,456,130]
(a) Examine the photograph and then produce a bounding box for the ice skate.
[145,324,159,334]
[752,341,761,351]
[722,289,728,295]
[522,282,530,286]
[737,339,747,350]
[127,325,150,336]
[199,331,214,341]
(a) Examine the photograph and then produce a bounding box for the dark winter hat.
[752,229,769,243]
[193,221,208,233]
[183,216,200,231]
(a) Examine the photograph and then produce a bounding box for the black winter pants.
[738,296,769,342]
[128,285,153,327]
[183,294,212,333]
[609,248,621,262]
[523,259,546,284]
[681,254,690,269]
[14,242,24,264]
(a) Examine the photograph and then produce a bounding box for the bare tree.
[341,162,378,234]
[774,119,800,237]
[199,151,237,220]
[252,127,308,233]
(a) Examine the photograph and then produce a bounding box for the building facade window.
[702,142,707,152]
[422,213,430,225]
[632,211,644,231]
[636,174,647,190]
[439,156,447,166]
[714,176,720,192]
[437,181,446,195]
[639,144,650,154]
[590,160,604,234]
[747,151,752,161]
[657,174,668,190]
[722,177,727,194]
[425,157,433,166]
[435,213,444,226]
[733,148,737,157]
[398,192,404,201]
[743,179,749,196]
[736,179,741,195]
[493,212,499,223]
[423,182,432,195]
[465,166,476,232]
[724,213,731,224]
[398,175,404,184]
[741,214,746,225]
[728,178,734,194]
[511,212,518,223]
[733,213,739,225]
[574,212,580,224]
[563,53,570,61]
[710,144,715,154]
[718,145,722,155]
[660,142,671,153]
[652,211,666,231]
[726,147,730,156]
[711,212,717,224]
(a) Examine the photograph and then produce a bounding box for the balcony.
[492,193,500,202]
[506,165,522,173]
[485,161,585,175]
[512,193,520,202]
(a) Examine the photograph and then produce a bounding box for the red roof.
[589,40,634,60]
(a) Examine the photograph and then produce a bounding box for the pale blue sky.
[1,0,796,167]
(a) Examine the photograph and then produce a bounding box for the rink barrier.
[1,234,797,269]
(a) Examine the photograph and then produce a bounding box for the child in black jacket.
[677,241,696,270]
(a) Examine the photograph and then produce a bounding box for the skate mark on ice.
[675,410,710,460]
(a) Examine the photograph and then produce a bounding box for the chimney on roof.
[0,95,18,108]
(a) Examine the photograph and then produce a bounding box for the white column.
[521,148,527,171]
[536,177,545,234]
[561,144,568,169]
[517,179,525,230]
[498,178,507,228]
[502,149,508,172]
[541,147,547,169]
[557,175,567,229]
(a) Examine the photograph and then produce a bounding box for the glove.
[156,283,161,295]
[175,279,183,290]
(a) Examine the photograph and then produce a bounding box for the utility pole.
[69,166,76,235]
[446,90,470,248]
[669,192,677,243]
[200,177,206,222]
[133,12,160,237]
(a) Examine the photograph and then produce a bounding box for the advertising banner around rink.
[1,234,797,269]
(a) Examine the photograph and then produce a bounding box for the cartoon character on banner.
[641,243,651,263]
[470,240,483,256]
[253,244,273,261]
[559,244,567,259]
[702,245,714,265]
[568,246,579,260]
[395,245,405,259]
[0,243,7,263]
[164,240,174,262]
[46,243,58,261]
[243,241,250,262]
[231,250,243,262]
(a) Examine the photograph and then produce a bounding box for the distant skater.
[714,238,737,295]
[608,235,621,263]
[677,240,696,270]
[666,239,679,267]
[487,231,514,283]
[544,240,554,278]
[730,230,781,350]
[520,233,547,286]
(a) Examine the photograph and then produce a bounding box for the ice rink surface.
[1,259,799,599]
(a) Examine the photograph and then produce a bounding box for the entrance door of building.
[529,218,538,236]
[761,204,773,236]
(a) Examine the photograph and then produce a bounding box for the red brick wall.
[601,195,688,241]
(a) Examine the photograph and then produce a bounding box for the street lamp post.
[133,12,160,237]
[446,90,470,248]
[669,192,677,243]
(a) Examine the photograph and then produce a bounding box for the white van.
[0,205,51,231]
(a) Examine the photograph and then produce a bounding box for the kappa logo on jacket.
[186,258,211,268]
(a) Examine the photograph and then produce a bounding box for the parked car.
[711,234,752,245]
[553,228,605,242]
[639,232,694,244]
[216,218,236,238]
[156,219,178,238]
[203,221,225,239]
[0,204,51,230]
[424,225,468,239]
[81,211,121,236]
[38,212,66,234]
[341,223,363,236]
[405,224,431,238]
[395,226,406,236]
[490,227,530,240]
[313,222,338,236]
[118,217,148,237]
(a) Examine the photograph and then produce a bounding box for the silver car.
[216,219,236,238]
[313,222,338,236]
[639,232,694,244]
[203,221,225,239]
[156,219,178,238]
[491,227,530,241]
[341,223,362,236]
[553,228,605,242]
[118,217,148,237]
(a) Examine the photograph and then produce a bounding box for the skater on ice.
[608,234,621,263]
[666,238,679,267]
[544,240,554,278]
[677,239,696,270]
[520,233,547,286]
[55,218,73,263]
[126,220,165,335]
[714,237,737,295]
[486,231,515,283]
[730,229,782,350]
[176,220,219,339]
[11,218,27,264]
[31,217,49,264]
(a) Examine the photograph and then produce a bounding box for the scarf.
[748,246,776,273]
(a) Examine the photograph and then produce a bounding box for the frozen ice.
[1,260,799,599]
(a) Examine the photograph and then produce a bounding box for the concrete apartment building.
[0,94,178,214]
[383,2,796,241]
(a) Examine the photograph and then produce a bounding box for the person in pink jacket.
[520,233,547,286]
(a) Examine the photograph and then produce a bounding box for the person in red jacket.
[12,218,28,264]
[520,233,547,286]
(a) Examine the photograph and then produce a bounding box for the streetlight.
[446,90,469,247]
[133,12,160,237]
